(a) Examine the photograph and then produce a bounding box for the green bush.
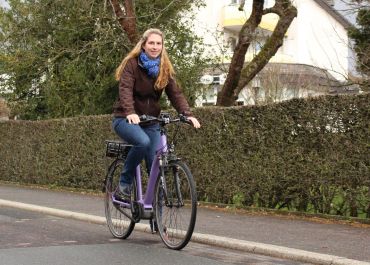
[0,94,369,218]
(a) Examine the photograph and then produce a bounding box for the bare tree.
[217,0,297,106]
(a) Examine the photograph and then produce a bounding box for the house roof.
[313,0,353,28]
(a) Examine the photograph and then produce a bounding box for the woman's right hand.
[126,114,140,124]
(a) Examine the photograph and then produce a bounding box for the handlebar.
[139,113,192,126]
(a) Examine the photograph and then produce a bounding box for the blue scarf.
[139,51,160,78]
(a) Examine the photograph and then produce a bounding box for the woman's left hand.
[187,117,201,128]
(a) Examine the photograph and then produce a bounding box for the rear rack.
[105,140,132,158]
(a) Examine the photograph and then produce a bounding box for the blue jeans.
[112,118,160,186]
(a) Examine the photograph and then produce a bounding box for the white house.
[192,0,357,106]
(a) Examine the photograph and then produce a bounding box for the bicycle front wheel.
[104,159,135,239]
[154,160,197,250]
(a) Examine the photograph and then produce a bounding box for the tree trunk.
[217,0,297,106]
[216,1,264,106]
[110,0,139,45]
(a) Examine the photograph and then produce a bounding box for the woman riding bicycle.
[112,28,201,201]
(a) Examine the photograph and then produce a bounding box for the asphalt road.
[0,207,311,265]
[1,185,369,261]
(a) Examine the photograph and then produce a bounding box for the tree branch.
[110,0,139,45]
[217,0,264,106]
[234,0,297,97]
[216,0,297,106]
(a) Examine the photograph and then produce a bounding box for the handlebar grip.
[138,113,193,126]
[179,114,193,125]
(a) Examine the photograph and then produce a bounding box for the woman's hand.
[187,117,201,128]
[126,114,140,124]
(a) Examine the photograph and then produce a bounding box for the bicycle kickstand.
[149,218,158,234]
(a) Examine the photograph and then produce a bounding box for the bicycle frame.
[105,114,197,249]
[111,129,168,213]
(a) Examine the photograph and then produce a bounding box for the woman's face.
[142,33,163,59]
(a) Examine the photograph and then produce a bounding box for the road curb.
[1,199,369,265]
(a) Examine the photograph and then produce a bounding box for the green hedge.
[0,94,369,218]
[0,115,113,188]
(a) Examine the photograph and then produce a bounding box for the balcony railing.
[222,51,294,64]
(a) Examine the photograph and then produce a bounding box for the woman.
[112,28,200,200]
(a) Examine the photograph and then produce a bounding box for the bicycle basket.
[105,140,132,158]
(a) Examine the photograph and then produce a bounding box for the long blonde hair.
[115,28,175,90]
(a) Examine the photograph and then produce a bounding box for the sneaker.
[114,183,132,202]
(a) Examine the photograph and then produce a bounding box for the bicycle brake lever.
[179,114,192,125]
[179,114,186,122]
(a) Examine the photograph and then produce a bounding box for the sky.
[0,0,9,9]
[333,0,360,25]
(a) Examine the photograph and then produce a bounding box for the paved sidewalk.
[0,184,369,264]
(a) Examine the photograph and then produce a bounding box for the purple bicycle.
[103,113,197,250]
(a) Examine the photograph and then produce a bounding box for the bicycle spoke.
[104,159,135,239]
[154,161,197,250]
[105,114,197,249]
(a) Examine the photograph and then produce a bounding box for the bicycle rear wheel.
[104,159,135,239]
[154,160,197,250]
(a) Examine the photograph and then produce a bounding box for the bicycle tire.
[154,160,197,250]
[104,159,135,239]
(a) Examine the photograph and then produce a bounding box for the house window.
[230,0,239,4]
[282,87,295,100]
[213,75,221,84]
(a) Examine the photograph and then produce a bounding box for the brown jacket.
[113,57,192,118]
